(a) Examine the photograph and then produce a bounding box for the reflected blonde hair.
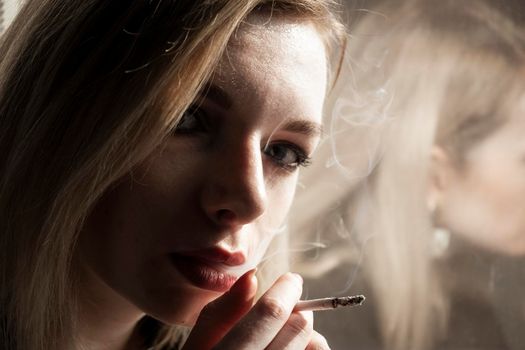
[343,0,525,349]
[0,0,344,349]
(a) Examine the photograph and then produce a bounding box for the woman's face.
[437,95,525,256]
[79,18,328,325]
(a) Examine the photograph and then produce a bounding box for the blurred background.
[290,1,525,349]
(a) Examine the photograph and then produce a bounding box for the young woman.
[293,0,525,349]
[0,1,346,349]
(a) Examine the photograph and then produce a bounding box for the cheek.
[79,177,160,269]
[266,174,299,224]
[78,153,194,272]
[472,166,525,230]
[443,168,525,254]
[244,175,298,266]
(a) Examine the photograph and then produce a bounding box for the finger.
[265,310,313,350]
[214,272,303,349]
[305,331,331,350]
[183,269,258,350]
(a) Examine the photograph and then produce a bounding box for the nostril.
[216,209,236,224]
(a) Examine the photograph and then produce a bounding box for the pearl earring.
[431,227,451,257]
[428,199,450,257]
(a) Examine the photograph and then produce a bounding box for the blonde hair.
[340,0,525,349]
[0,0,345,349]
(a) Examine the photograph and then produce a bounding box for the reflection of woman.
[346,1,525,349]
[0,1,345,349]
[295,0,525,349]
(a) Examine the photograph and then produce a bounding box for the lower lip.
[170,254,238,292]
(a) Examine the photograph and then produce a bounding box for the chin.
[490,231,525,257]
[153,307,201,327]
[501,243,525,257]
[143,285,221,326]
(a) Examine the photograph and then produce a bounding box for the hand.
[183,271,331,350]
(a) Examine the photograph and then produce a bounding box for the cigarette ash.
[332,295,366,308]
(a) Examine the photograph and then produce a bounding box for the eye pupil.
[269,145,296,164]
[178,112,197,129]
[174,108,206,134]
[264,142,311,171]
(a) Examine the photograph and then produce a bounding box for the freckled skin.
[439,96,525,256]
[77,17,328,327]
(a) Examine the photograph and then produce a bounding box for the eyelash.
[173,106,312,171]
[173,107,208,135]
[263,142,312,171]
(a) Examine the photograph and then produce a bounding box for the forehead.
[227,15,327,69]
[210,17,328,120]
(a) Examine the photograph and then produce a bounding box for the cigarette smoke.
[289,13,394,294]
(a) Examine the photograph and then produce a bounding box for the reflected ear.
[427,146,454,212]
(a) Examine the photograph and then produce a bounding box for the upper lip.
[176,247,246,266]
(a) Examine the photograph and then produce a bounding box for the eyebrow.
[199,83,233,110]
[282,119,323,138]
[199,84,323,138]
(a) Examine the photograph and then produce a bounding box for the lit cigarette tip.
[336,294,366,307]
[294,294,366,312]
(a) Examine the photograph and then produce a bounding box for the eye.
[173,106,208,135]
[263,142,312,171]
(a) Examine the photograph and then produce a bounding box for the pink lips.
[181,247,246,266]
[170,247,246,292]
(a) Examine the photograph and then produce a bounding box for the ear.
[427,146,454,212]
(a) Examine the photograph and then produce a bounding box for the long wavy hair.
[0,1,345,349]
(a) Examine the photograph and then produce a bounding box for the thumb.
[183,269,258,350]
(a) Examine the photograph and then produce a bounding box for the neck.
[76,265,146,350]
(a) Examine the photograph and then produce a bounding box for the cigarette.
[294,295,366,312]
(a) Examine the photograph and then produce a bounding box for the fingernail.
[230,271,249,291]
[230,268,258,294]
[249,269,258,288]
[291,272,303,284]
[246,268,257,282]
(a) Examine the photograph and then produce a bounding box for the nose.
[201,136,267,227]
